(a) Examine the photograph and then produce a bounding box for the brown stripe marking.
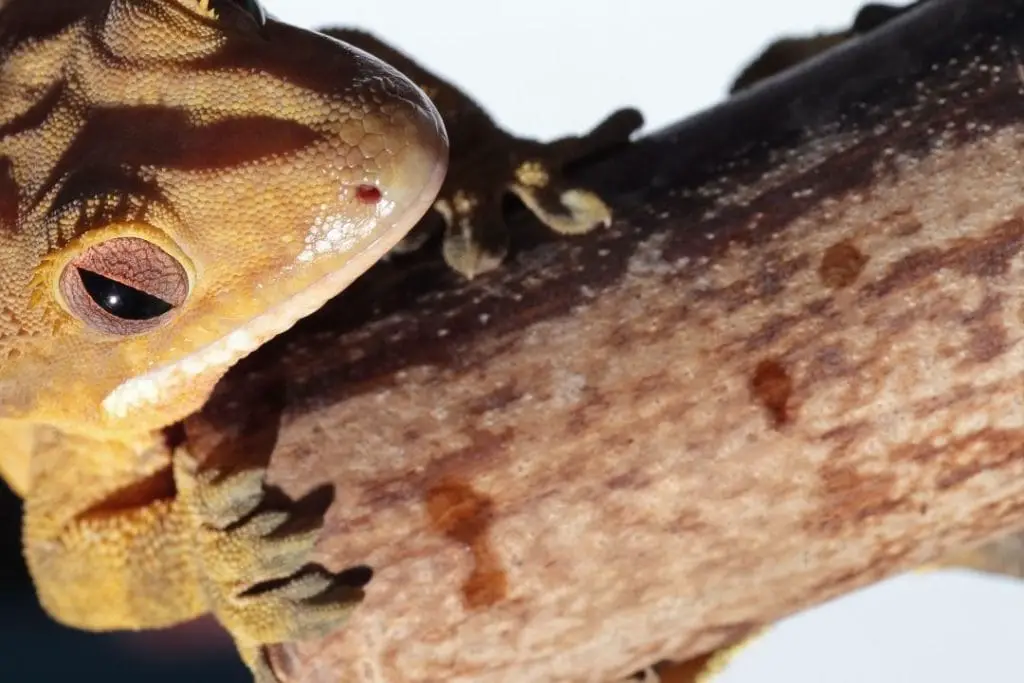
[0,0,94,53]
[0,80,65,139]
[819,240,868,289]
[0,157,19,234]
[49,167,167,245]
[750,358,794,428]
[63,106,322,170]
[195,20,395,101]
[36,106,322,207]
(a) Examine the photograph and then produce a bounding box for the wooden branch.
[184,0,1024,680]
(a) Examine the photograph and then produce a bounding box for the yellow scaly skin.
[0,0,447,678]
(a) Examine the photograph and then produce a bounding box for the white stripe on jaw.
[101,325,261,419]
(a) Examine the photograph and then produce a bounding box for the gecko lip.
[101,114,449,420]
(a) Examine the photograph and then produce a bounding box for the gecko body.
[0,0,448,677]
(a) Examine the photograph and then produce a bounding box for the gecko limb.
[20,433,206,632]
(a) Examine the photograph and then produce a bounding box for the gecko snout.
[359,91,449,241]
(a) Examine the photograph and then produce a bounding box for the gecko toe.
[509,183,612,236]
[243,644,297,683]
[223,566,365,646]
[192,480,331,586]
[227,509,324,584]
[235,509,292,538]
[174,447,266,529]
[503,109,641,239]
[196,468,267,529]
[442,219,508,279]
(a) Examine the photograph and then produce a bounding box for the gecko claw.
[234,569,367,683]
[227,566,364,643]
[246,648,288,683]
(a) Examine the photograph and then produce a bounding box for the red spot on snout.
[356,184,381,204]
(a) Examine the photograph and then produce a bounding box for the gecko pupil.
[77,268,173,321]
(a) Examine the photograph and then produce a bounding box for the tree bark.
[185,0,1024,680]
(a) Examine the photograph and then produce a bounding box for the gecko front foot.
[433,106,645,278]
[173,449,365,681]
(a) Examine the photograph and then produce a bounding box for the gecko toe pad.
[224,566,365,645]
[509,184,612,236]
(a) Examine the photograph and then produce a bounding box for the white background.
[259,1,1024,681]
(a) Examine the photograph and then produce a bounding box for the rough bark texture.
[185,0,1024,680]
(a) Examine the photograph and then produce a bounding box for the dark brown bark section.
[185,1,1024,680]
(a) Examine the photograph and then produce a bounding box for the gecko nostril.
[355,184,381,204]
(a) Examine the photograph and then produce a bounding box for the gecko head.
[0,0,448,437]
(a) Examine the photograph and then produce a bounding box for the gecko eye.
[59,237,189,336]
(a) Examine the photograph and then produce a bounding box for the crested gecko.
[0,0,448,678]
[0,0,639,679]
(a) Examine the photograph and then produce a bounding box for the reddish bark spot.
[750,359,793,427]
[819,240,868,289]
[425,479,507,608]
